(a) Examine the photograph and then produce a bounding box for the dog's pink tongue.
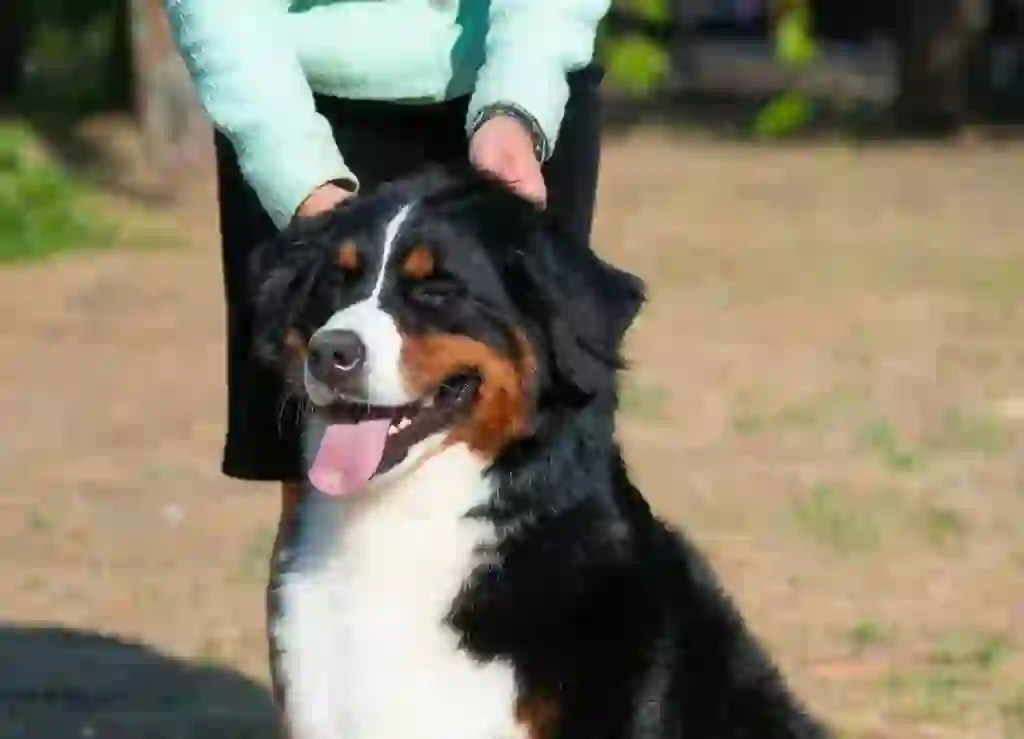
[308,420,391,496]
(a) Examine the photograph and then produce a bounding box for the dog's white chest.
[275,442,521,739]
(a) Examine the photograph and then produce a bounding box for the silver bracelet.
[468,102,550,162]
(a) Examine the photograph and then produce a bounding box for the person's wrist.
[468,103,549,162]
[294,180,355,220]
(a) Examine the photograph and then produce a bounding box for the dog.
[249,165,831,739]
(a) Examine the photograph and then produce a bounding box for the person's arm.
[164,0,357,228]
[466,0,611,160]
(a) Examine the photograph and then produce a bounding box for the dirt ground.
[1,126,1022,739]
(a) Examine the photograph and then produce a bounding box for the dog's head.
[250,166,645,495]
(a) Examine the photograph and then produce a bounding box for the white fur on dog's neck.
[274,418,522,739]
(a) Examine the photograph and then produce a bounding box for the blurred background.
[0,1,1022,738]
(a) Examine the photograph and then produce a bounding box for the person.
[163,0,611,715]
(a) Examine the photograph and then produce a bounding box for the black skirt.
[216,65,605,482]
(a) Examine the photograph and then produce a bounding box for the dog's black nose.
[308,329,366,385]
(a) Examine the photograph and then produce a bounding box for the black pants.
[217,65,605,482]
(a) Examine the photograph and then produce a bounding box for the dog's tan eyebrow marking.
[336,242,360,271]
[402,246,435,280]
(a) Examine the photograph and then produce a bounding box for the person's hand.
[294,182,353,220]
[469,116,547,207]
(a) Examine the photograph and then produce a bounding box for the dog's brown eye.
[335,242,363,279]
[409,279,463,308]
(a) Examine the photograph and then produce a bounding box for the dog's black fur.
[250,165,830,739]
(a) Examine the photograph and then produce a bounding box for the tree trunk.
[107,0,135,111]
[128,0,211,187]
[0,4,32,103]
[894,0,988,134]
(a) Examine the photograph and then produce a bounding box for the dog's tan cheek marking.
[400,333,535,458]
[514,693,560,739]
[402,246,435,280]
[336,241,359,272]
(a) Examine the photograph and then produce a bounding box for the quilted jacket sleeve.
[467,0,611,157]
[164,0,357,228]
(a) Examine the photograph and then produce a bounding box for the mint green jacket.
[164,0,610,228]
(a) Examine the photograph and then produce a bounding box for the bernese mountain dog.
[249,166,831,739]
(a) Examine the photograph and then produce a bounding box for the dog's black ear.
[247,216,330,368]
[427,167,645,398]
[515,220,646,398]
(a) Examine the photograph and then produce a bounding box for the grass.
[880,632,1014,724]
[883,669,974,722]
[1004,689,1024,738]
[26,508,49,533]
[237,527,275,584]
[620,374,670,421]
[918,505,969,551]
[21,575,45,594]
[195,637,227,667]
[935,409,1013,455]
[929,632,1011,673]
[846,620,891,657]
[0,122,110,263]
[790,483,883,554]
[730,388,862,437]
[856,420,924,473]
[732,412,765,436]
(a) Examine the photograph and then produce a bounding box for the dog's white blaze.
[275,428,521,739]
[304,203,417,407]
[372,203,413,300]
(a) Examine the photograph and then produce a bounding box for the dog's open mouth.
[308,374,479,496]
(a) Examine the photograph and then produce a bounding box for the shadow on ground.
[0,626,277,739]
